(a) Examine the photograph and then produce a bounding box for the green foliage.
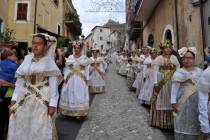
[57,37,71,48]
[0,26,15,43]
[57,37,65,47]
[73,19,82,36]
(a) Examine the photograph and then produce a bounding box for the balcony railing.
[65,12,78,23]
[129,21,143,40]
[65,12,82,36]
[135,0,142,14]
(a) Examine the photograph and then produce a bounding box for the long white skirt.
[89,71,105,94]
[59,75,89,117]
[118,63,127,76]
[138,72,154,104]
[8,84,55,140]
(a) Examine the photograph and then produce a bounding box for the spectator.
[0,48,17,140]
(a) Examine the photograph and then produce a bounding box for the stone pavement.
[76,64,174,140]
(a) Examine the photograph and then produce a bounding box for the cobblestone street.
[1,0,209,139]
[73,64,174,140]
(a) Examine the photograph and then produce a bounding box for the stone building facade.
[91,26,111,52]
[104,20,126,51]
[134,0,205,66]
[0,0,8,33]
[1,0,81,54]
[125,0,143,50]
[202,0,210,49]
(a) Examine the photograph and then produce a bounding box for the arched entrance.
[162,24,175,48]
[147,34,154,47]
[165,29,172,42]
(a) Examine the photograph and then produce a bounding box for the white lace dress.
[138,56,155,105]
[171,67,202,140]
[8,55,62,140]
[89,57,106,94]
[59,55,91,117]
[118,56,128,76]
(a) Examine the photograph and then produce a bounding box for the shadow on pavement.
[56,94,95,140]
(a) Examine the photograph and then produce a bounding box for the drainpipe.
[174,0,179,50]
[33,0,38,33]
[199,0,206,50]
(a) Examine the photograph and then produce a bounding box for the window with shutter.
[16,3,28,20]
[0,18,3,33]
[58,25,61,35]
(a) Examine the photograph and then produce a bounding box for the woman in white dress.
[59,41,91,118]
[198,62,210,140]
[149,40,180,130]
[118,52,128,76]
[138,48,158,105]
[115,51,121,73]
[8,34,62,140]
[89,48,106,94]
[132,47,149,96]
[171,47,202,140]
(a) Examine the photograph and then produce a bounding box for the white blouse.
[198,66,210,133]
[153,55,180,84]
[171,67,202,104]
[142,56,152,78]
[12,76,59,107]
[11,55,61,107]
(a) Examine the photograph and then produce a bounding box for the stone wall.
[143,0,204,66]
[177,0,203,66]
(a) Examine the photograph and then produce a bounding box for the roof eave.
[135,0,160,26]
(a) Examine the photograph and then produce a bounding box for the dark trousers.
[0,88,10,140]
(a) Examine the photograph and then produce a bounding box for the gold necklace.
[32,56,42,62]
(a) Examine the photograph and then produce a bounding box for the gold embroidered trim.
[16,70,61,78]
[16,70,63,84]
[66,67,87,84]
[11,82,49,114]
[89,86,105,93]
[59,108,89,117]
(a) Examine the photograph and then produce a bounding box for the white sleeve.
[143,65,147,78]
[153,64,159,84]
[85,65,90,80]
[171,82,180,104]
[100,63,105,74]
[172,55,180,70]
[198,91,210,133]
[49,76,59,107]
[11,78,25,101]
[63,67,71,80]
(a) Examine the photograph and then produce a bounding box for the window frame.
[14,0,31,23]
[57,23,62,35]
[53,0,59,7]
[0,17,4,33]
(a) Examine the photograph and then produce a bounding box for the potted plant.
[0,26,16,48]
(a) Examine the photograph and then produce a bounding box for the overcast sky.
[72,0,126,37]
